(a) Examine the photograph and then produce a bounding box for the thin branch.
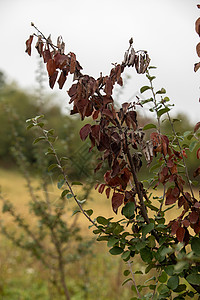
[127,260,141,299]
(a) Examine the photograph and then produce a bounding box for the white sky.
[0,0,200,122]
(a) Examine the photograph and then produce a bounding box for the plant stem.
[51,228,71,300]
[127,260,141,298]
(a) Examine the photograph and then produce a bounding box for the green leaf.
[191,237,200,256]
[96,236,109,242]
[122,202,135,219]
[147,75,156,82]
[67,194,73,199]
[157,284,170,295]
[158,272,168,283]
[45,149,55,156]
[183,130,192,137]
[167,275,179,290]
[163,97,170,102]
[124,269,130,276]
[142,223,154,237]
[107,237,119,247]
[145,264,154,274]
[48,136,57,143]
[26,123,34,130]
[113,224,124,235]
[48,129,55,135]
[187,134,194,140]
[61,189,70,198]
[189,140,198,152]
[147,235,156,248]
[85,209,93,216]
[141,98,153,105]
[34,114,44,120]
[48,164,58,171]
[140,247,153,263]
[146,203,159,212]
[144,276,156,284]
[191,180,199,186]
[149,162,162,172]
[173,284,186,293]
[172,118,180,123]
[121,251,131,260]
[149,66,157,69]
[122,278,132,286]
[156,88,166,94]
[60,156,69,161]
[57,179,65,189]
[93,229,101,234]
[143,123,157,130]
[37,122,44,128]
[33,136,45,144]
[140,86,151,93]
[26,118,32,123]
[186,273,200,285]
[109,246,123,255]
[157,107,170,118]
[97,216,109,225]
[71,181,83,186]
[135,241,146,251]
[134,270,143,274]
[72,209,81,216]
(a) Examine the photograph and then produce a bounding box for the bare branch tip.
[129,37,133,45]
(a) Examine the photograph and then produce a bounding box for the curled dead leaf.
[47,59,56,77]
[195,17,200,36]
[194,121,200,132]
[194,62,200,72]
[25,35,34,56]
[196,42,200,57]
[70,52,76,74]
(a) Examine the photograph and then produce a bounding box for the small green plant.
[0,111,94,300]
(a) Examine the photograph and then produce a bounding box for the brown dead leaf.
[194,62,200,72]
[70,52,76,74]
[196,42,200,57]
[25,35,34,56]
[196,17,200,36]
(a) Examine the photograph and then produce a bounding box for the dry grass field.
[0,167,197,299]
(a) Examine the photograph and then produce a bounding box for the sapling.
[24,17,200,299]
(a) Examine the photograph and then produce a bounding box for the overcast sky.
[0,0,200,122]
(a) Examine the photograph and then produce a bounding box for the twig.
[127,260,141,299]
